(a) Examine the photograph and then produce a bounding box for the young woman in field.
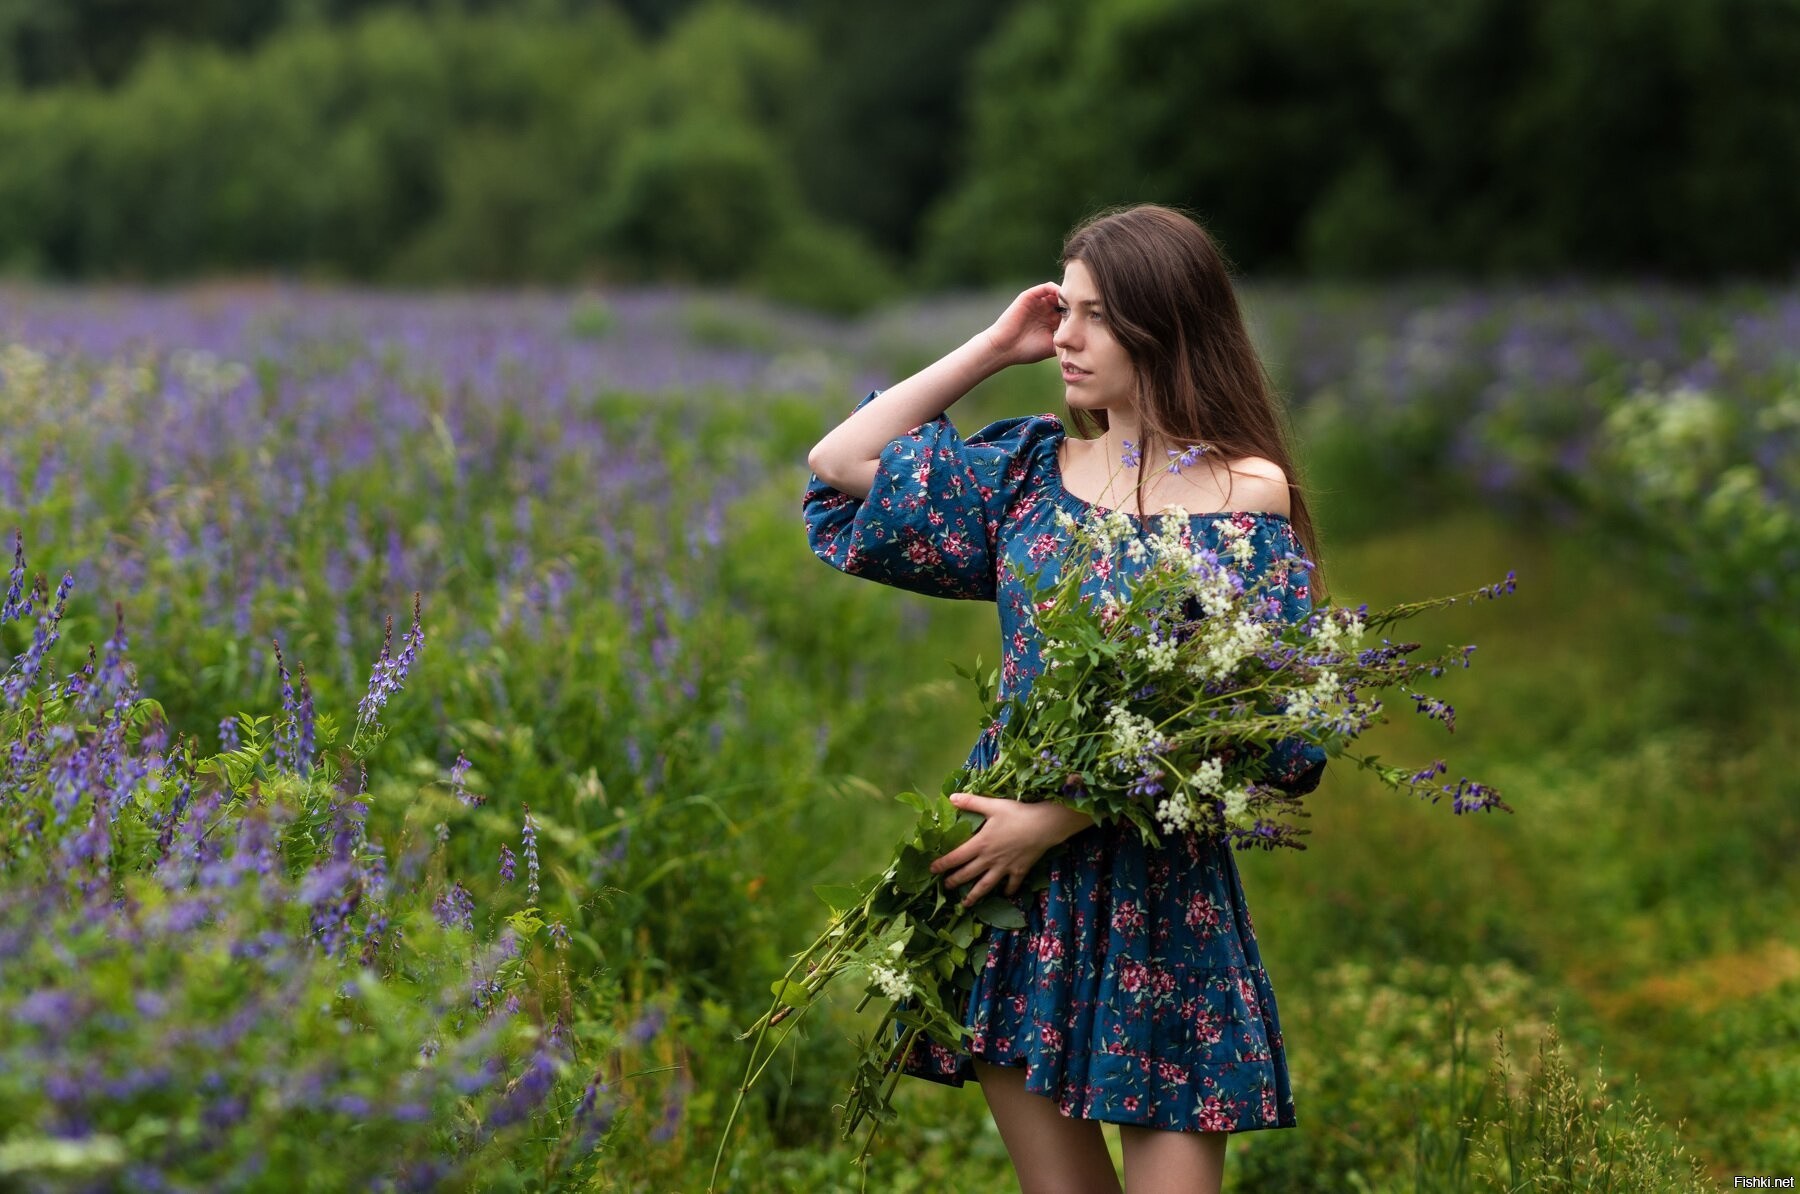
[802,204,1328,1194]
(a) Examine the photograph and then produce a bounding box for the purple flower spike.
[521,805,540,905]
[1,528,25,623]
[1166,443,1208,474]
[450,753,475,807]
[1120,439,1142,469]
[499,844,515,884]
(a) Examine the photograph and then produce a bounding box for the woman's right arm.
[806,282,1063,499]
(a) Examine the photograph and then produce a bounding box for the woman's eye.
[1090,310,1105,322]
[1053,304,1070,317]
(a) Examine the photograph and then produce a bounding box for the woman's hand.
[982,282,1063,368]
[929,793,1096,909]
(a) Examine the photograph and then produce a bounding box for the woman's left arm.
[929,793,1095,909]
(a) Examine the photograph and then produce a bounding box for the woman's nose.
[1053,320,1076,350]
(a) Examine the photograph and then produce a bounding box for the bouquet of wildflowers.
[712,504,1517,1187]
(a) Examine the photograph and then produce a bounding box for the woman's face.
[1054,259,1137,412]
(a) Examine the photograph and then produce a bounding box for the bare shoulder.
[1223,455,1293,516]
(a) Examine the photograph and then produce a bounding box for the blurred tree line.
[0,0,1794,307]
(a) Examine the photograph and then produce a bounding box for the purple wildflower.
[450,752,476,807]
[1,528,25,622]
[356,592,425,728]
[521,805,540,905]
[1166,443,1208,473]
[432,881,476,934]
[294,662,314,774]
[1120,439,1142,469]
[499,844,515,883]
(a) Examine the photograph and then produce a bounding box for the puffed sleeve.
[1254,520,1328,796]
[803,390,1059,602]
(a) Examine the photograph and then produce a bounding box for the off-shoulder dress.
[801,391,1325,1134]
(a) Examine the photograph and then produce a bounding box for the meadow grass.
[1,281,1788,1189]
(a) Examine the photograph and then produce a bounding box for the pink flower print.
[908,459,932,488]
[1197,1094,1234,1132]
[1093,554,1115,582]
[902,536,942,567]
[928,1042,958,1069]
[1032,931,1065,963]
[1150,968,1176,999]
[1122,1095,1140,1113]
[1118,959,1149,996]
[1260,1086,1278,1124]
[1236,975,1260,1016]
[942,530,976,561]
[1026,533,1060,563]
[1035,598,1056,614]
[1110,900,1145,937]
[1185,892,1223,934]
[1193,1006,1226,1046]
[1156,1061,1188,1084]
[1009,993,1027,1016]
[1038,1023,1063,1053]
[926,507,946,527]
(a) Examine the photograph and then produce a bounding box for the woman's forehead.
[1059,259,1099,301]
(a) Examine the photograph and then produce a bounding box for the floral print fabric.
[802,391,1326,1133]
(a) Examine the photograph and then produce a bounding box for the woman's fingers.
[960,869,1002,908]
[944,858,986,889]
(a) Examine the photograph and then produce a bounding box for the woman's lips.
[1062,364,1090,382]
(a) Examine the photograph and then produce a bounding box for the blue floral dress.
[802,391,1326,1134]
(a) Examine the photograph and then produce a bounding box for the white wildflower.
[869,963,915,1002]
[1155,790,1200,834]
[1104,706,1158,757]
[1134,630,1180,674]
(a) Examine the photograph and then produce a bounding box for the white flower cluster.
[1312,609,1367,652]
[1104,705,1159,758]
[1153,755,1255,835]
[1215,516,1258,567]
[1283,668,1342,722]
[869,963,915,1002]
[1191,613,1272,680]
[1134,629,1180,674]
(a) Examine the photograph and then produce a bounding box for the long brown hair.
[1060,203,1329,604]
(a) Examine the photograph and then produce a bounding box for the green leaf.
[813,884,865,913]
[770,979,811,1010]
[971,896,1026,929]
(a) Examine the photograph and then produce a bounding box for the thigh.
[972,1060,1121,1194]
[1118,1122,1227,1194]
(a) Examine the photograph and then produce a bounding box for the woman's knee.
[973,1061,1121,1194]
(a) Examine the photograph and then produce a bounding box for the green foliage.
[0,3,890,310]
[923,0,1800,284]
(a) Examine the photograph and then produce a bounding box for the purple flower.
[499,844,515,884]
[432,881,476,934]
[1120,439,1142,469]
[1166,443,1208,473]
[451,752,476,807]
[521,805,540,905]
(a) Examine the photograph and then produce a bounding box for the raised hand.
[983,282,1063,368]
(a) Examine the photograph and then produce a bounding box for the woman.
[803,204,1328,1194]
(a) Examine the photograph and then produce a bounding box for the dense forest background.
[2,0,1797,309]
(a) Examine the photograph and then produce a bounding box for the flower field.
[2,279,1793,1190]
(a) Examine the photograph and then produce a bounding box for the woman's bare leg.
[972,1060,1122,1194]
[1118,1123,1227,1194]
